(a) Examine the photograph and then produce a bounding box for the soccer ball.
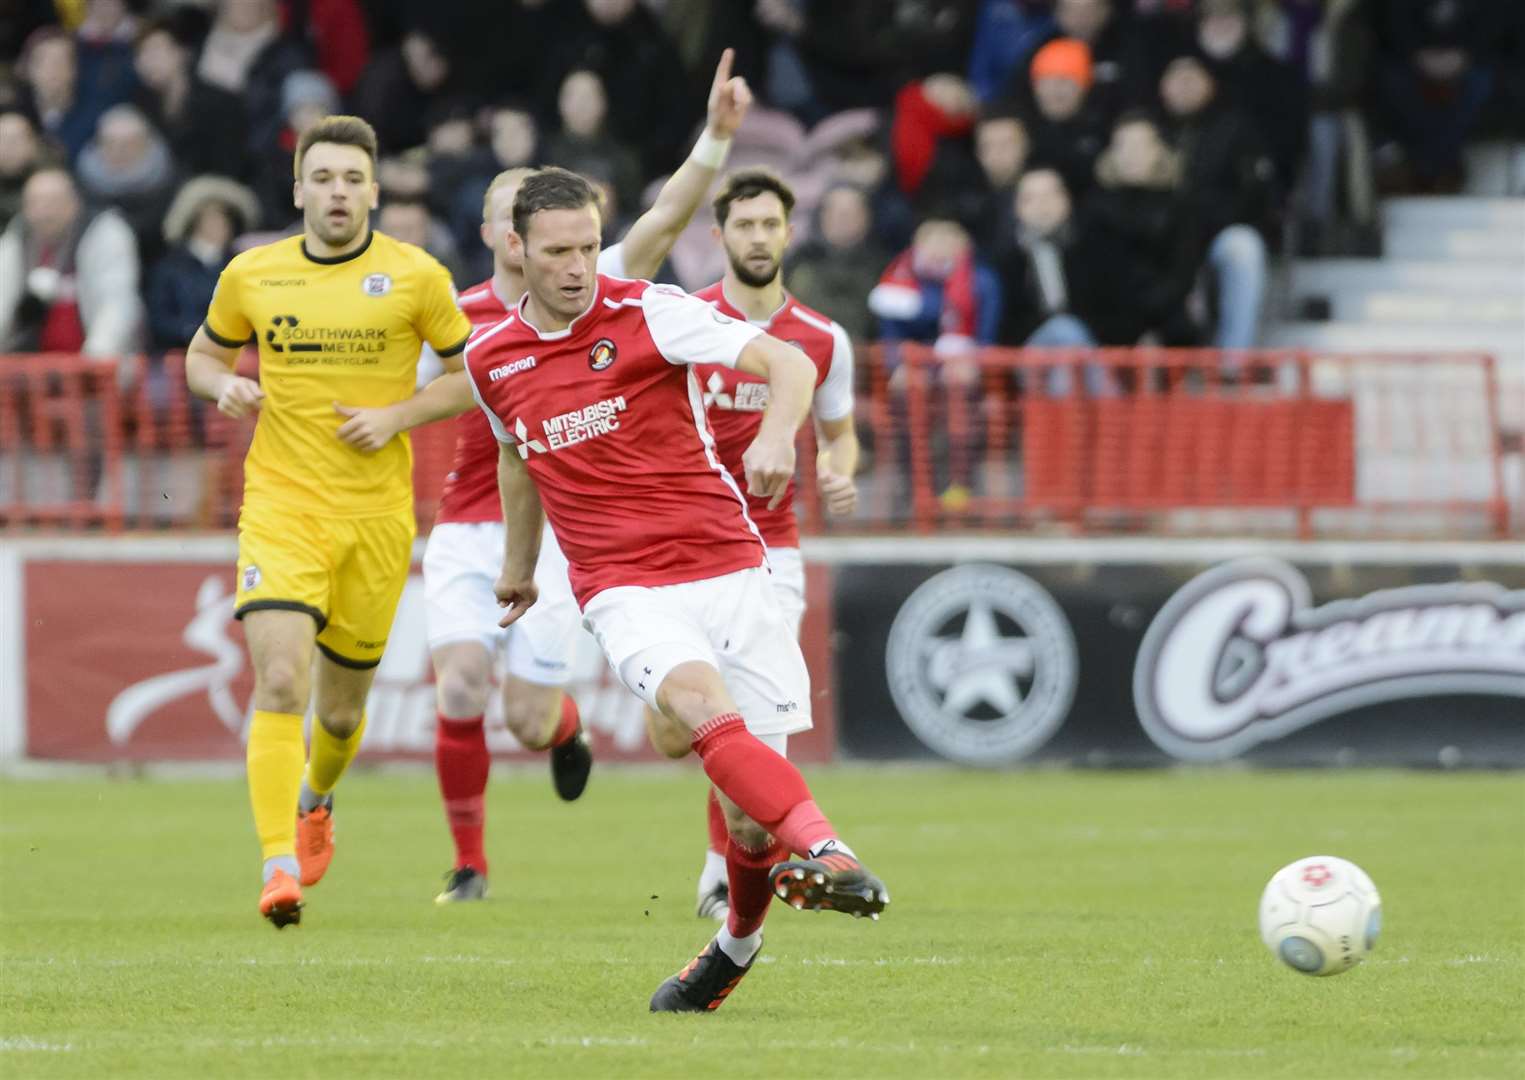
[1258,855,1382,976]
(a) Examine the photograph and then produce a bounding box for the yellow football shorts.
[234,503,416,669]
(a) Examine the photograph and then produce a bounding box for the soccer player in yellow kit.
[184,116,472,927]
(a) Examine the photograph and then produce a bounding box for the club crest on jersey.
[589,337,617,371]
[242,565,260,592]
[361,273,392,297]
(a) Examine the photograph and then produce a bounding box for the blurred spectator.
[15,28,98,162]
[378,197,467,284]
[994,168,1097,348]
[869,215,1002,508]
[146,175,258,349]
[0,165,142,356]
[74,0,141,125]
[545,0,695,175]
[449,101,539,279]
[422,98,488,224]
[1195,0,1306,190]
[1005,0,1150,120]
[1375,0,1504,193]
[870,216,1002,356]
[760,0,977,122]
[251,69,340,229]
[543,68,642,218]
[195,0,313,164]
[306,0,371,96]
[890,74,977,201]
[1159,54,1270,349]
[1026,38,1109,197]
[132,19,249,180]
[1265,0,1376,243]
[1081,113,1199,346]
[349,30,456,155]
[787,183,888,342]
[970,106,1031,241]
[968,0,1057,104]
[828,136,916,251]
[0,108,51,231]
[76,104,178,266]
[996,167,1118,395]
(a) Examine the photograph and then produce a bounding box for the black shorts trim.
[436,333,470,358]
[235,599,328,631]
[317,641,381,670]
[204,321,252,349]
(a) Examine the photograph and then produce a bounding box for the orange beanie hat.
[1030,38,1094,90]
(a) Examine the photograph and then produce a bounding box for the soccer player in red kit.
[466,168,888,1013]
[677,169,860,922]
[335,52,753,904]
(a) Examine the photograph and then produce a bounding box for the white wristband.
[691,129,732,169]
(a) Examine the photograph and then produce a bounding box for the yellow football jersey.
[204,231,471,516]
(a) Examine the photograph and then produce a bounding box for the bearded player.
[467,167,888,1013]
[674,169,860,922]
[184,115,473,927]
[333,52,753,903]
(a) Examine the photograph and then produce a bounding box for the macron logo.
[489,356,536,381]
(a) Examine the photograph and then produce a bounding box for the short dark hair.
[1112,107,1161,136]
[294,114,378,178]
[712,168,795,226]
[512,166,600,240]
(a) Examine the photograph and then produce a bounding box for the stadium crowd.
[1,0,1522,364]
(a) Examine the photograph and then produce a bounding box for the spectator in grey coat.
[0,165,142,357]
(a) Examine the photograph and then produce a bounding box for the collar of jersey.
[301,230,374,265]
[514,277,601,341]
[716,281,790,329]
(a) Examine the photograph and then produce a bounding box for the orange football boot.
[296,802,334,886]
[260,869,303,928]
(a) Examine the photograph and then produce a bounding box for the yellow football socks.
[247,710,306,860]
[305,713,368,799]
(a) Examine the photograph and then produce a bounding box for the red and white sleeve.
[640,284,763,368]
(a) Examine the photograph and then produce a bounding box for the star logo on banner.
[923,599,1036,717]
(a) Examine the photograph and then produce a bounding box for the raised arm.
[615,48,752,279]
[492,442,545,627]
[185,325,263,419]
[736,334,816,509]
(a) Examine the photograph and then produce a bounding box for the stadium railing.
[0,346,1515,538]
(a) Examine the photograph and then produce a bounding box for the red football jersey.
[464,275,769,606]
[436,246,630,525]
[691,284,854,548]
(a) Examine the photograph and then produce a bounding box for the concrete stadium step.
[1382,196,1525,231]
[1289,258,1521,297]
[1325,291,1525,325]
[1382,226,1525,261]
[1264,322,1525,430]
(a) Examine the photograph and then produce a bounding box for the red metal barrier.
[0,346,1513,538]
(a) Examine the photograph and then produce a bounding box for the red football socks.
[549,693,581,748]
[690,714,835,856]
[435,714,489,874]
[706,787,729,854]
[727,836,786,939]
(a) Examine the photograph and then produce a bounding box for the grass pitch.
[2,766,1522,1079]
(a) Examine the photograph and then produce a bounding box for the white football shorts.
[580,563,812,738]
[764,545,805,636]
[422,520,579,687]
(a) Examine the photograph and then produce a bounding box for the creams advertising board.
[824,537,1525,767]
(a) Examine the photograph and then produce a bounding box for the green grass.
[2,767,1522,1079]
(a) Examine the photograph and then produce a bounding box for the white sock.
[698,848,727,893]
[808,838,855,860]
[262,855,299,883]
[297,780,327,814]
[716,927,762,967]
